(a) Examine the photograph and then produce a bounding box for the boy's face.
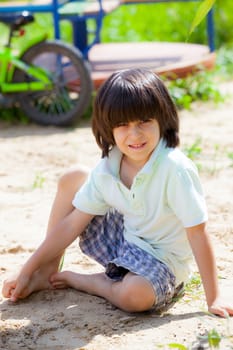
[113,119,160,167]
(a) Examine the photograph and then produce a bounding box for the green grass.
[102,3,207,45]
[32,173,46,189]
[101,0,233,49]
[166,71,224,110]
[227,152,233,168]
[183,138,202,161]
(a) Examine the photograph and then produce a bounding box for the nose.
[128,123,141,137]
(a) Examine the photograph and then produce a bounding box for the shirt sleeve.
[167,163,208,227]
[72,170,110,215]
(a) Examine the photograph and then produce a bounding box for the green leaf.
[189,0,216,36]
[168,343,188,350]
[208,329,222,348]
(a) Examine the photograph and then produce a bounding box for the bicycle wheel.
[13,40,93,126]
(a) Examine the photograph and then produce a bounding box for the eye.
[140,119,152,124]
[116,122,128,128]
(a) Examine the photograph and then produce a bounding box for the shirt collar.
[140,138,166,174]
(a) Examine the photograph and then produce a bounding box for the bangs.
[102,80,159,130]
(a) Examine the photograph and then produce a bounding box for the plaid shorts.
[79,210,178,310]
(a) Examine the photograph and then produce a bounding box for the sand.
[0,81,233,349]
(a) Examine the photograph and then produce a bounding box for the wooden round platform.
[89,42,216,88]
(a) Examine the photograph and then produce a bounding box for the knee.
[57,166,89,192]
[117,279,155,312]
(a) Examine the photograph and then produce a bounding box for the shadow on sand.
[0,288,207,350]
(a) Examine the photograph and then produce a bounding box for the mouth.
[128,142,146,150]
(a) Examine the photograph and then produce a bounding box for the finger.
[2,280,16,298]
[10,294,18,302]
[10,288,20,302]
[220,309,229,318]
[209,306,229,318]
[10,283,25,302]
[225,306,233,316]
[50,280,66,289]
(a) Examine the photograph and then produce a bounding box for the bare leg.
[2,166,89,300]
[43,166,89,271]
[50,271,156,312]
[46,166,89,234]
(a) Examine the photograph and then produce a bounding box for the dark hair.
[92,68,179,157]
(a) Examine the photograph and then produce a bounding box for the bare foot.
[50,270,112,298]
[50,271,79,289]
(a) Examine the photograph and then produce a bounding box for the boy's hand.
[2,274,31,302]
[208,297,233,318]
[2,262,60,302]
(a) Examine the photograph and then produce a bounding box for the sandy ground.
[0,81,233,350]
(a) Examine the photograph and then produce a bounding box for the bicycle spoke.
[14,41,92,125]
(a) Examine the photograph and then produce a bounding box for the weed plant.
[159,273,233,349]
[32,173,46,189]
[165,71,223,110]
[183,138,202,161]
[227,152,233,167]
[215,45,233,80]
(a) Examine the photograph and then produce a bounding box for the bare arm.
[186,223,233,317]
[22,208,93,276]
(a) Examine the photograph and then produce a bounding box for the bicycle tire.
[13,40,93,126]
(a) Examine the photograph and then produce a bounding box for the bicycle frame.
[0,38,53,94]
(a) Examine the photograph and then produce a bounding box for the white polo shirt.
[72,139,208,283]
